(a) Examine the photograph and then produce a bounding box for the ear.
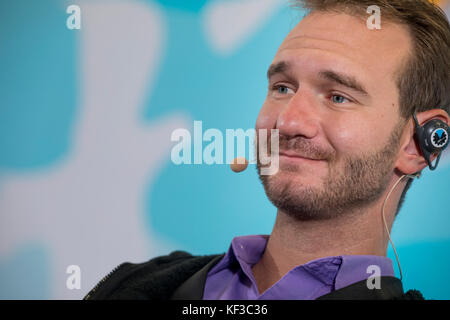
[395,109,449,175]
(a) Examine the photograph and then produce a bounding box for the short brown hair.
[292,0,450,216]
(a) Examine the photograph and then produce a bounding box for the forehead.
[274,12,412,86]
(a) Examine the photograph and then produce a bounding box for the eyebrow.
[267,61,290,80]
[318,70,369,96]
[267,61,369,96]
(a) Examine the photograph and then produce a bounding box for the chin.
[274,165,325,187]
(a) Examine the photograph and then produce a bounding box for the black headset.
[413,113,449,170]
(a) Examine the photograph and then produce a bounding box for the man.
[85,0,450,300]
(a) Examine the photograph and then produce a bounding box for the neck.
[252,174,407,294]
[270,208,385,265]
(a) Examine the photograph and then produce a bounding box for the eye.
[272,85,294,96]
[331,94,350,104]
[278,86,290,94]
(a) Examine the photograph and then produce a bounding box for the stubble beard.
[257,125,404,221]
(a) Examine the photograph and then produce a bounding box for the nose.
[276,88,320,139]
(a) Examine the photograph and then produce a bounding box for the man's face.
[256,11,412,220]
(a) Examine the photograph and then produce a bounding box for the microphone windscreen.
[230,157,248,173]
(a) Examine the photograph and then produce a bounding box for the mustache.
[278,135,334,160]
[275,134,335,161]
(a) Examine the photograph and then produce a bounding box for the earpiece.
[381,115,448,281]
[413,113,449,170]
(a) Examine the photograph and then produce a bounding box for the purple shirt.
[203,235,395,300]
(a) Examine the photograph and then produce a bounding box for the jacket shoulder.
[317,276,426,300]
[84,250,221,300]
[395,289,426,300]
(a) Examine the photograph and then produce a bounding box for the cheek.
[324,118,374,158]
[255,101,279,130]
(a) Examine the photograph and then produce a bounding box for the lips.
[278,150,323,161]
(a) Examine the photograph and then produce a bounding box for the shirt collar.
[335,254,395,290]
[209,234,396,290]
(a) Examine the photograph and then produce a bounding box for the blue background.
[0,0,449,299]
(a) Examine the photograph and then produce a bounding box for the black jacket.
[84,251,424,300]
